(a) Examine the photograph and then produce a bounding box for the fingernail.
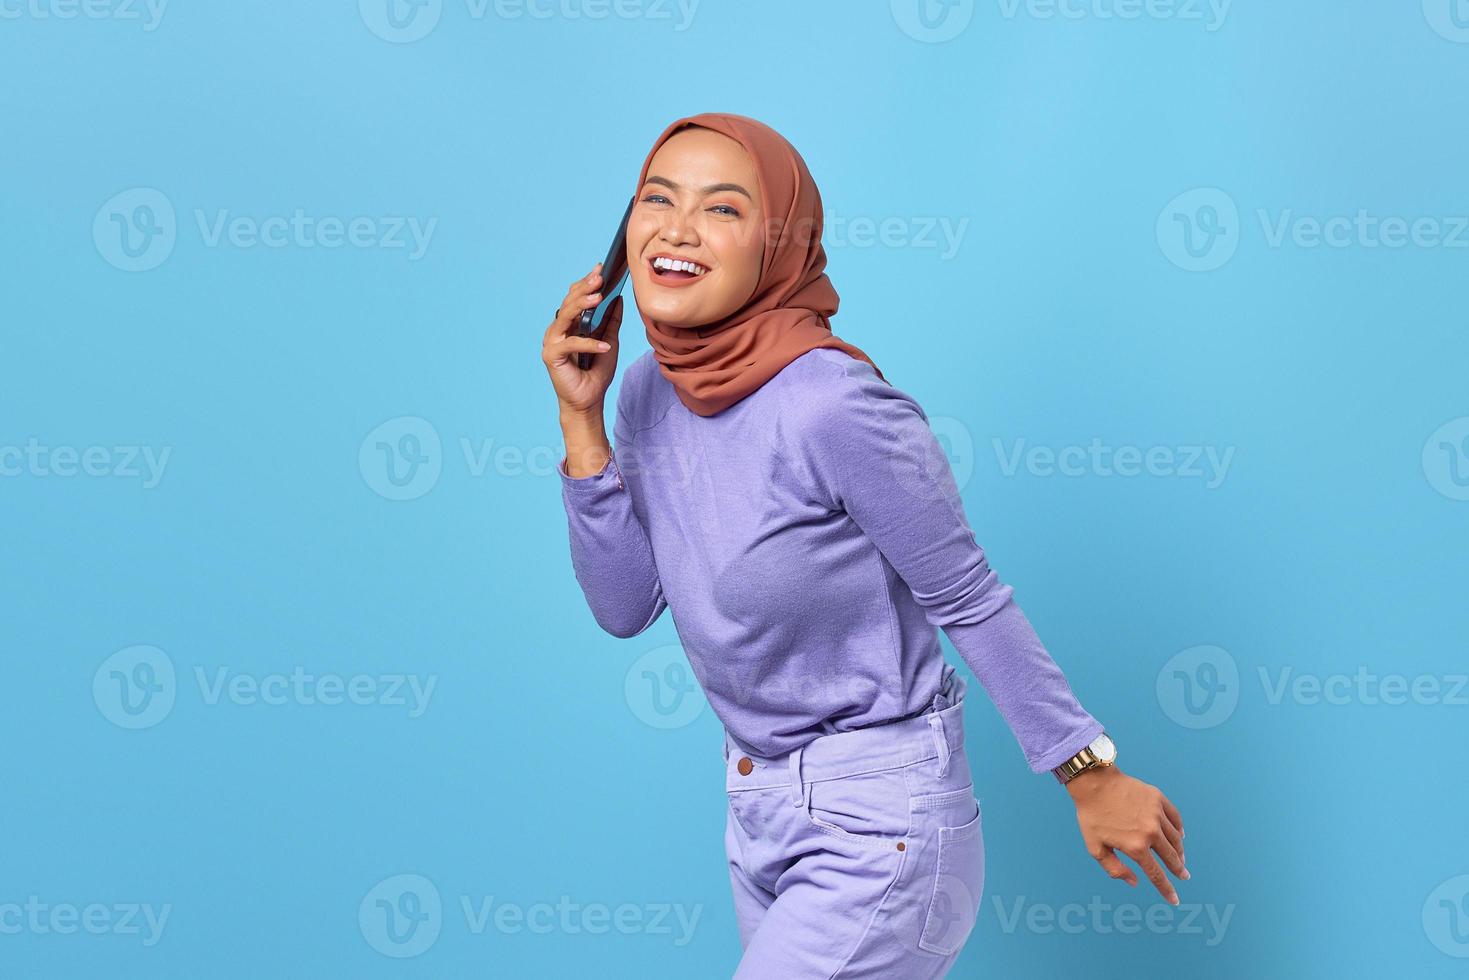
[1181,869,1191,880]
[1170,895,1179,906]
[597,342,611,350]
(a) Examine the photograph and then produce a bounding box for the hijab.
[632,112,887,417]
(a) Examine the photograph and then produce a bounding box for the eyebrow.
[643,175,753,201]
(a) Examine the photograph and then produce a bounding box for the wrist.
[559,404,605,427]
[1064,761,1122,801]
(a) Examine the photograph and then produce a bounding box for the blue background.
[4,0,1468,976]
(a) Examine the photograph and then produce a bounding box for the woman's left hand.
[1066,765,1188,905]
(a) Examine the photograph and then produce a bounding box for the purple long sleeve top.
[557,347,1104,771]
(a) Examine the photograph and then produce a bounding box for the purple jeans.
[722,663,985,978]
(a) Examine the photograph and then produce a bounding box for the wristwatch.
[1052,732,1117,785]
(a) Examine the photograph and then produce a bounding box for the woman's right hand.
[542,262,625,417]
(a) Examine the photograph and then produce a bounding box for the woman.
[541,112,1186,978]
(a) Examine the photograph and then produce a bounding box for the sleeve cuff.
[558,451,623,493]
[1029,719,1106,774]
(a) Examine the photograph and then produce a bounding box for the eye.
[641,193,671,206]
[710,204,740,217]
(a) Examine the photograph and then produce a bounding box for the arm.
[801,356,1189,904]
[798,357,1101,773]
[557,398,668,639]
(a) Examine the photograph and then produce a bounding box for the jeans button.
[737,757,753,776]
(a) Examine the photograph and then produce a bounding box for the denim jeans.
[723,662,985,978]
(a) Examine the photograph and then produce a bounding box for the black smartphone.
[577,195,634,369]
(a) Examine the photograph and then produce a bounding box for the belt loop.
[927,712,952,777]
[722,734,730,763]
[788,744,806,807]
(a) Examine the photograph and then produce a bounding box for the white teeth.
[653,256,706,275]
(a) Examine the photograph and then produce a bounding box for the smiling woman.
[626,129,763,326]
[538,112,1186,980]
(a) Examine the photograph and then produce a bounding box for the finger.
[554,267,604,318]
[1160,795,1184,841]
[592,295,625,342]
[1125,847,1179,905]
[1159,816,1183,870]
[1095,846,1137,887]
[551,290,605,340]
[1148,826,1186,879]
[544,333,612,366]
[568,263,602,293]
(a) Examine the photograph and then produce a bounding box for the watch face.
[1089,733,1116,763]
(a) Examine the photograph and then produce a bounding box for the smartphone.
[577,195,634,369]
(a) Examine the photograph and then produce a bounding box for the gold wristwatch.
[1052,732,1117,785]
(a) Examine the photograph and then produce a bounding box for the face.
[627,127,765,329]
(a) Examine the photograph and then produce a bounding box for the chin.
[647,307,706,329]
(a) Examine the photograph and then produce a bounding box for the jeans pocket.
[917,795,984,956]
[804,766,912,849]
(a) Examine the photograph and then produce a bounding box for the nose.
[658,211,698,247]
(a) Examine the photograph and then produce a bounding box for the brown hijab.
[632,112,886,417]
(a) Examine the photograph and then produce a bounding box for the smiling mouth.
[648,255,710,282]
